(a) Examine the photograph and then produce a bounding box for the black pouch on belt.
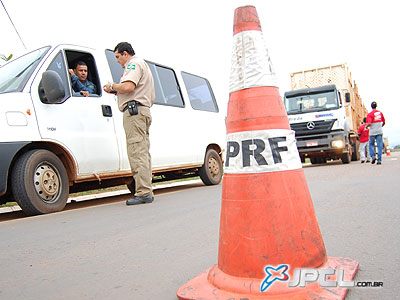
[127,101,138,116]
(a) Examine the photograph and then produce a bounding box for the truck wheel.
[11,150,69,215]
[351,141,360,161]
[341,152,351,164]
[199,149,223,185]
[310,157,326,164]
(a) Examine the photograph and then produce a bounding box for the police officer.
[103,42,155,205]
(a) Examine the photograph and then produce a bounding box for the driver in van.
[69,61,97,97]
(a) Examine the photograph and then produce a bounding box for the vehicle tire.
[199,149,223,185]
[351,141,360,161]
[341,152,351,164]
[310,157,326,164]
[11,149,69,216]
[126,180,136,195]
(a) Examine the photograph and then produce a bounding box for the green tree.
[0,53,13,62]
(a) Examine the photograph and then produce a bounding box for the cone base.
[177,257,359,300]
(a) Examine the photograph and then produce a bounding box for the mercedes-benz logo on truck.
[307,121,315,130]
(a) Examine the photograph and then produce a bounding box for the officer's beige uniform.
[117,56,155,197]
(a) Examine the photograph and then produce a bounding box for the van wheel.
[11,150,69,216]
[199,149,223,185]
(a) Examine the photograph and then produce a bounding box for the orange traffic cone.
[386,147,391,156]
[177,5,358,300]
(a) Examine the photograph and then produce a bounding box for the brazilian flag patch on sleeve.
[127,64,136,70]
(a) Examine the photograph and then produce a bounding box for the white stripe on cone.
[230,30,277,93]
[225,129,302,174]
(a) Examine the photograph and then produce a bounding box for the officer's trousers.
[359,141,370,162]
[123,106,152,197]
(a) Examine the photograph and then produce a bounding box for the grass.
[0,202,18,208]
[69,185,128,197]
[1,176,202,208]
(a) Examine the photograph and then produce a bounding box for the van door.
[148,62,196,168]
[31,48,120,176]
[105,52,198,171]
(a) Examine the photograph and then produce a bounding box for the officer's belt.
[123,101,144,112]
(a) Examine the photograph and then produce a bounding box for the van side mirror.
[40,70,65,104]
[345,92,351,103]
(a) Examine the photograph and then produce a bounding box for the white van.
[0,45,225,215]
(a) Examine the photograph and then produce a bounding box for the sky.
[1,0,399,146]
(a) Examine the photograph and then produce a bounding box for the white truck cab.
[0,45,225,215]
[284,64,367,165]
[284,85,354,164]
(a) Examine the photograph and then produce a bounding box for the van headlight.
[331,140,344,148]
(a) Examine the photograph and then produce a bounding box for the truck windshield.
[284,91,339,115]
[0,46,50,94]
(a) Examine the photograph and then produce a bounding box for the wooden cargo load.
[290,64,368,132]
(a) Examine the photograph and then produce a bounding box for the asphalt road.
[0,153,399,300]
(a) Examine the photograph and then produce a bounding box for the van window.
[105,49,124,83]
[105,52,184,108]
[45,51,70,103]
[181,71,219,112]
[147,61,184,107]
[66,50,100,96]
[0,46,50,94]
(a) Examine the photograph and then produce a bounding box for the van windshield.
[284,91,339,115]
[0,46,50,94]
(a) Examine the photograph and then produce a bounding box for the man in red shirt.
[366,101,386,164]
[358,117,371,163]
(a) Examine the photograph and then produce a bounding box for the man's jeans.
[369,134,383,162]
